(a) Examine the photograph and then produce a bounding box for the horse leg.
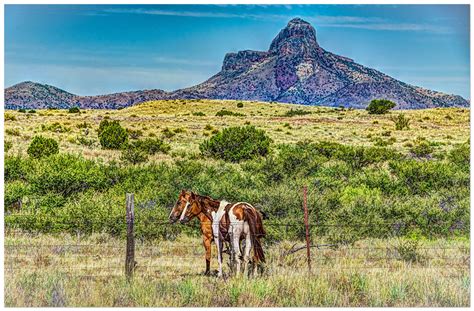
[243,232,252,277]
[232,230,242,276]
[203,236,211,276]
[216,235,224,277]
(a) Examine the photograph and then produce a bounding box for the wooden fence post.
[303,186,312,273]
[125,193,135,281]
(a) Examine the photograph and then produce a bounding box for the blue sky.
[5,4,470,99]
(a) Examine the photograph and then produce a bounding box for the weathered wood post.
[303,186,312,273]
[125,193,135,281]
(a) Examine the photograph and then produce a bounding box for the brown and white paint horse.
[169,190,265,277]
[209,199,266,277]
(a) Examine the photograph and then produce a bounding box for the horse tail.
[244,207,265,263]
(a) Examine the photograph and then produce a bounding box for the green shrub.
[236,102,244,108]
[5,113,16,121]
[388,159,466,195]
[27,136,59,159]
[200,126,272,162]
[121,145,148,164]
[28,109,36,114]
[127,128,143,140]
[18,108,26,113]
[216,110,245,117]
[192,111,206,116]
[162,128,176,138]
[28,154,112,196]
[5,156,31,181]
[4,181,29,211]
[76,136,95,147]
[394,238,424,263]
[131,138,171,155]
[449,142,469,168]
[76,121,90,129]
[410,141,434,157]
[391,113,410,130]
[5,141,13,152]
[98,120,128,149]
[282,109,311,117]
[68,107,80,113]
[6,128,20,136]
[366,99,396,114]
[41,122,70,133]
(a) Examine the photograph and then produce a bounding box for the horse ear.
[180,189,186,195]
[190,191,196,199]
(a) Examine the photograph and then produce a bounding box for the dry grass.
[4,100,469,163]
[5,231,470,307]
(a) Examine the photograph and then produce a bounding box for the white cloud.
[98,8,452,34]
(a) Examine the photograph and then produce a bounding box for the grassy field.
[4,100,470,307]
[4,99,470,162]
[4,231,470,307]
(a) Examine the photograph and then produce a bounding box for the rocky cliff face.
[5,18,469,109]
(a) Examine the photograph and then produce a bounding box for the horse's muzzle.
[179,217,189,224]
[169,216,178,224]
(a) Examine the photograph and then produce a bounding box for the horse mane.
[195,194,220,211]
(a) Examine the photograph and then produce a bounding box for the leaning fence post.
[125,193,135,281]
[303,186,312,273]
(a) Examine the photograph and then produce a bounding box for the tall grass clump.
[391,113,410,130]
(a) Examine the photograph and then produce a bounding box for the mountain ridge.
[5,18,469,110]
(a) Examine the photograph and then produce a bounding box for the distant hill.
[5,18,469,110]
[5,81,168,109]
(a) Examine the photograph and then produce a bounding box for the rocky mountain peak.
[269,18,319,55]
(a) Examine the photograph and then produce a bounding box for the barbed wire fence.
[4,190,471,280]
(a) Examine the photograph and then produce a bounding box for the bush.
[5,156,31,181]
[28,154,112,196]
[27,136,59,159]
[192,111,206,116]
[366,99,396,114]
[121,145,148,164]
[68,107,80,113]
[391,113,410,130]
[200,126,272,162]
[18,108,26,113]
[449,142,469,168]
[5,141,13,152]
[131,138,171,155]
[76,136,95,147]
[98,120,128,149]
[410,141,434,157]
[28,109,36,113]
[41,122,70,133]
[127,128,143,140]
[283,109,311,117]
[5,113,16,121]
[4,181,29,211]
[394,238,424,263]
[216,110,245,117]
[236,102,244,108]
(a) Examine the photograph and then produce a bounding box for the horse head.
[169,190,202,224]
